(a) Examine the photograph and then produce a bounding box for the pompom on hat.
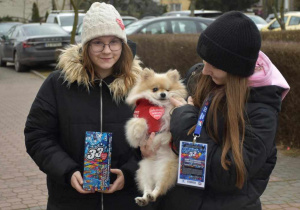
[81,2,126,46]
[197,11,261,77]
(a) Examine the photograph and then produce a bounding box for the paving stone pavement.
[0,65,299,210]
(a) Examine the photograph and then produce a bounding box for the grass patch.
[281,148,300,157]
[277,145,300,157]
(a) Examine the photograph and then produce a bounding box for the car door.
[138,20,170,34]
[286,15,300,30]
[3,26,18,61]
[170,19,198,34]
[267,16,288,31]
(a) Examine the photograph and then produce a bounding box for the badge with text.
[177,141,208,188]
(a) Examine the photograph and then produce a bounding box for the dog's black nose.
[160,93,166,98]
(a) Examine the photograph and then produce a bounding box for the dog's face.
[127,68,187,106]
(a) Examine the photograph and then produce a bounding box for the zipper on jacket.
[99,80,104,210]
[99,80,103,133]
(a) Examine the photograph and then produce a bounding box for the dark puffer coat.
[24,44,149,210]
[153,64,286,210]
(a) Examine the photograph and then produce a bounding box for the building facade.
[160,0,190,11]
[160,0,296,14]
[0,0,72,22]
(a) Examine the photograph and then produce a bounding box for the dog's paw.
[147,193,156,202]
[135,197,148,206]
[133,121,147,139]
[129,118,147,140]
[126,118,148,148]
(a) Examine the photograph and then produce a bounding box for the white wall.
[0,0,72,22]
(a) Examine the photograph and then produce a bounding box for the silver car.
[0,23,70,72]
[125,16,214,35]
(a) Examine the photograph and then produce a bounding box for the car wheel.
[14,52,27,72]
[0,54,6,67]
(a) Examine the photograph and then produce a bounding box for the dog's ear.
[141,68,154,81]
[166,69,180,82]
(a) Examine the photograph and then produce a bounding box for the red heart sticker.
[116,18,125,30]
[149,107,165,120]
[101,153,108,160]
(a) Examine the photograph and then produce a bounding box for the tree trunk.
[70,0,79,44]
[61,0,66,10]
[279,0,285,30]
[272,0,285,30]
[190,0,196,17]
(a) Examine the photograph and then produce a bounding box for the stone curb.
[30,70,46,80]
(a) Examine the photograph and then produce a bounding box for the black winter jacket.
[24,45,148,210]
[153,65,285,210]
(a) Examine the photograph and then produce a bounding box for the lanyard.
[193,98,211,144]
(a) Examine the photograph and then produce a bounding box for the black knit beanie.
[197,11,261,77]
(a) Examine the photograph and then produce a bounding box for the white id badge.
[177,141,208,189]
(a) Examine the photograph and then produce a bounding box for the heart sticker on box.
[101,153,108,160]
[149,107,165,120]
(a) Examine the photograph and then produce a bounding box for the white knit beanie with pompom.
[81,2,126,46]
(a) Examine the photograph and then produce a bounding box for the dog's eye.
[153,88,158,92]
[166,89,170,92]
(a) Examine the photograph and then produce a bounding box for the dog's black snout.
[160,93,166,98]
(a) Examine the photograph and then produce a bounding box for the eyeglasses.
[89,39,123,53]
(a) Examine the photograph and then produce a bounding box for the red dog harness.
[133,99,165,134]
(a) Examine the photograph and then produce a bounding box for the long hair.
[190,72,249,189]
[81,40,134,89]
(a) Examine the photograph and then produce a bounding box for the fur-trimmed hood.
[56,44,142,102]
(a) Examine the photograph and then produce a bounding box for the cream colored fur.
[125,68,187,206]
[56,44,142,102]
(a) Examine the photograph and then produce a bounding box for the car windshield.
[60,15,84,27]
[270,16,288,29]
[123,19,135,26]
[125,20,151,34]
[0,23,19,34]
[248,16,268,24]
[22,24,68,36]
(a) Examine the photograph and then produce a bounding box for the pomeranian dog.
[125,68,187,206]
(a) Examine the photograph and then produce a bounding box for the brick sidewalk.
[261,151,300,210]
[0,66,47,210]
[0,66,299,210]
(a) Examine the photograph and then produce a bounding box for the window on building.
[170,4,181,11]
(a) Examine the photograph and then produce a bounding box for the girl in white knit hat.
[25,2,149,210]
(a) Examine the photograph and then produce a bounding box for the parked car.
[245,14,268,30]
[46,11,85,33]
[265,13,279,23]
[75,22,83,44]
[125,16,214,35]
[141,16,157,20]
[0,22,22,36]
[261,12,300,31]
[121,16,138,26]
[266,11,300,23]
[0,23,70,72]
[162,10,222,18]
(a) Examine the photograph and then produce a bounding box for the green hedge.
[261,30,300,42]
[128,34,200,75]
[262,41,300,148]
[128,34,300,148]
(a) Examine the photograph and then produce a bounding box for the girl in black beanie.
[146,11,290,210]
